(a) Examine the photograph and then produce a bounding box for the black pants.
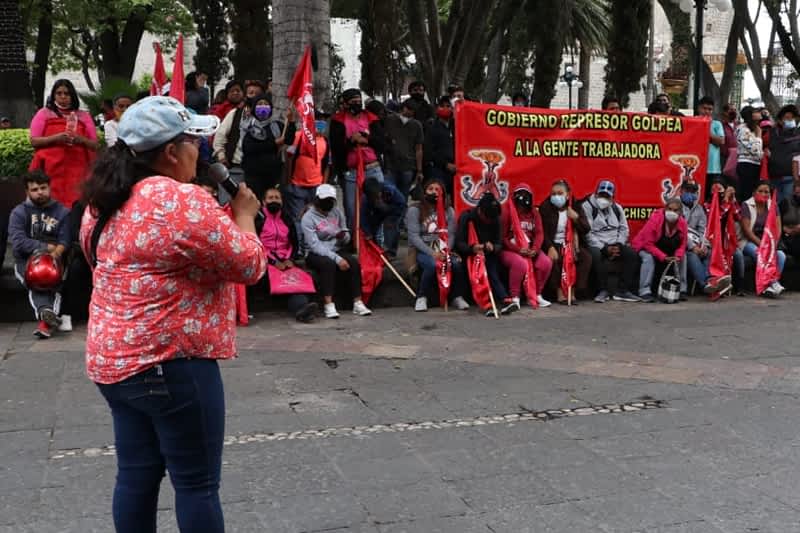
[306,252,362,299]
[783,236,800,261]
[736,162,761,203]
[589,244,638,292]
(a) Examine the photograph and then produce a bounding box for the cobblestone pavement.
[3,295,800,532]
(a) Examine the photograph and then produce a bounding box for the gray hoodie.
[682,201,707,249]
[300,205,350,263]
[405,203,456,257]
[582,194,629,248]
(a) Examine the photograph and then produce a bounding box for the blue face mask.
[784,120,797,129]
[550,194,567,208]
[681,192,697,206]
[314,120,327,134]
[254,104,272,120]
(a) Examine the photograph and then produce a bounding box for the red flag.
[723,204,738,275]
[507,201,538,308]
[435,193,451,306]
[561,208,577,298]
[170,35,185,103]
[150,42,167,96]
[359,230,384,304]
[755,190,780,295]
[467,223,492,310]
[287,45,318,161]
[705,191,727,279]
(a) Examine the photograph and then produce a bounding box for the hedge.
[0,128,105,181]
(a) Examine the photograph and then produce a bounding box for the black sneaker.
[613,291,642,302]
[500,298,520,315]
[639,293,655,303]
[295,302,318,323]
[39,307,61,329]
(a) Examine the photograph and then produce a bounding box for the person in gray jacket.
[301,184,372,319]
[582,180,641,303]
[405,178,470,311]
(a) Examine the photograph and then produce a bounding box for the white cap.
[316,184,337,200]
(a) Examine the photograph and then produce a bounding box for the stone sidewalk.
[3,296,800,532]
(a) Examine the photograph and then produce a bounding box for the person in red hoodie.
[632,197,688,302]
[499,184,553,308]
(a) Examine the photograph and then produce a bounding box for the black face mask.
[266,202,282,214]
[318,198,335,212]
[411,93,425,101]
[348,103,362,115]
[514,193,532,210]
[424,193,438,204]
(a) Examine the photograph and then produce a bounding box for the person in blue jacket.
[360,177,406,257]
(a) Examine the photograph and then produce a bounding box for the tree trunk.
[98,7,152,82]
[735,0,780,112]
[530,0,568,108]
[0,0,36,127]
[763,0,800,75]
[192,0,229,90]
[578,43,591,109]
[31,0,53,108]
[271,0,331,113]
[482,30,504,104]
[229,0,272,83]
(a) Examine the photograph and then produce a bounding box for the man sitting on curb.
[9,171,71,338]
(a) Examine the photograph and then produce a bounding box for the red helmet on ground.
[25,251,63,291]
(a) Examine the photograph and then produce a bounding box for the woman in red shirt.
[80,96,266,533]
[499,183,553,309]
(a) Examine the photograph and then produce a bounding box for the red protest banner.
[454,101,711,234]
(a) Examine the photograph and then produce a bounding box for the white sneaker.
[352,300,372,316]
[775,281,786,295]
[451,296,470,310]
[414,297,428,312]
[324,303,340,319]
[536,295,552,308]
[57,315,73,332]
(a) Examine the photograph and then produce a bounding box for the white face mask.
[399,115,410,125]
[596,197,611,210]
[664,210,679,223]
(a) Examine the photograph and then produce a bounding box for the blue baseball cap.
[117,96,219,153]
[597,180,616,196]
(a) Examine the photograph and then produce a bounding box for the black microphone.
[208,162,264,222]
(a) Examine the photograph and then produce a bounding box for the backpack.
[768,129,800,177]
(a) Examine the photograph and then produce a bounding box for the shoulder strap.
[89,214,110,268]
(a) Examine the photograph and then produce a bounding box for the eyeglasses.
[176,136,201,147]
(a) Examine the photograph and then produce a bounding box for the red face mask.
[436,107,452,119]
[756,192,770,203]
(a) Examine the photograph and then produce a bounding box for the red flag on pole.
[359,230,384,304]
[755,189,780,295]
[435,193,451,306]
[170,35,185,103]
[287,45,318,161]
[705,191,727,279]
[561,209,577,299]
[151,42,167,96]
[723,204,738,276]
[508,201,538,308]
[467,223,492,310]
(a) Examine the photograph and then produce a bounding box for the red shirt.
[80,176,267,384]
[500,204,544,253]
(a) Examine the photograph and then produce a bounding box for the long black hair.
[46,79,80,115]
[740,106,759,133]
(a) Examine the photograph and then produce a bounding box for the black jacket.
[424,118,454,172]
[329,111,385,175]
[454,209,502,257]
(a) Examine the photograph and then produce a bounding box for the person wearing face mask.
[329,88,386,232]
[455,192,519,316]
[511,92,529,108]
[698,96,725,202]
[767,105,800,203]
[632,197,688,303]
[735,106,765,203]
[285,114,331,251]
[424,96,456,197]
[498,184,552,309]
[740,181,786,297]
[361,177,406,257]
[184,71,209,114]
[258,187,319,323]
[677,180,732,296]
[779,180,800,263]
[239,93,296,201]
[408,80,434,124]
[703,177,747,295]
[103,94,133,147]
[212,80,249,196]
[405,179,470,311]
[539,180,593,304]
[720,103,739,175]
[583,180,641,302]
[29,79,99,207]
[384,99,424,210]
[301,184,372,318]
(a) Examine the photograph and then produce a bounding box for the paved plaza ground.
[3,295,800,532]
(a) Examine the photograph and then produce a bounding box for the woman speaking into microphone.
[80,96,266,533]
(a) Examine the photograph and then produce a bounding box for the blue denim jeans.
[770,176,794,204]
[416,251,466,301]
[385,169,414,233]
[743,242,786,273]
[343,165,384,232]
[681,249,746,292]
[283,184,318,253]
[97,358,226,533]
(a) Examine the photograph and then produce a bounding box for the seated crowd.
[7,78,800,339]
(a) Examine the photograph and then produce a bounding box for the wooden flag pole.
[487,286,500,319]
[380,254,417,298]
[567,286,573,306]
